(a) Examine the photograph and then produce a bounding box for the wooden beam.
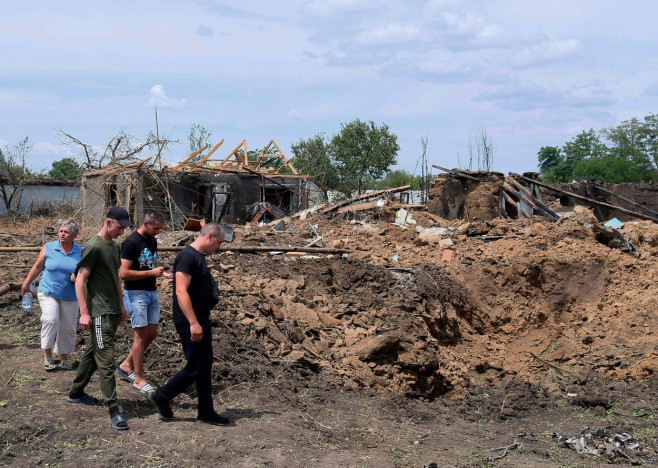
[195,140,224,166]
[432,165,480,181]
[506,177,558,220]
[255,139,275,167]
[321,185,412,214]
[337,199,386,214]
[511,173,658,223]
[217,140,247,167]
[173,145,209,169]
[593,184,658,217]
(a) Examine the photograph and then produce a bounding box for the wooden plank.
[173,145,209,169]
[321,185,412,214]
[337,199,386,214]
[195,140,224,166]
[504,182,557,220]
[254,139,275,167]
[506,177,559,220]
[431,165,480,181]
[217,140,247,167]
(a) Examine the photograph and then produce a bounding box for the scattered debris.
[486,439,523,464]
[553,427,656,464]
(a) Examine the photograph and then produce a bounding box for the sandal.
[131,382,156,395]
[116,367,136,383]
[44,358,57,371]
[59,360,74,370]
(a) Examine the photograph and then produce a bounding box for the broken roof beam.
[593,183,658,217]
[503,182,555,220]
[254,139,275,167]
[321,185,412,214]
[173,145,209,169]
[432,165,480,181]
[217,140,248,167]
[511,173,658,223]
[506,177,559,221]
[271,140,298,174]
[254,140,298,175]
[195,139,224,166]
[337,199,387,214]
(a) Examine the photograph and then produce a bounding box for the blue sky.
[2,0,657,176]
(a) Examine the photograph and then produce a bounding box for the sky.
[2,0,657,177]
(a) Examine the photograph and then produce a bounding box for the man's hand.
[79,313,91,330]
[151,266,166,277]
[190,322,203,342]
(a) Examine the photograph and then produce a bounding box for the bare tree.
[469,126,495,171]
[59,128,161,170]
[418,134,430,205]
[467,136,475,171]
[0,137,33,220]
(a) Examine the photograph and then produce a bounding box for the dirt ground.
[0,205,657,467]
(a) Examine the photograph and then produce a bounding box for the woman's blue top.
[38,240,83,301]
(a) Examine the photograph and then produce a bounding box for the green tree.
[572,154,655,183]
[331,119,400,195]
[290,134,340,192]
[371,169,421,190]
[537,146,566,183]
[49,157,81,180]
[562,129,607,164]
[187,123,213,162]
[638,113,658,167]
[602,116,657,175]
[536,116,658,183]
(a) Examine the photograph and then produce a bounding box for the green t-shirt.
[77,235,122,317]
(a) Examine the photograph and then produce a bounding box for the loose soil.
[0,207,656,467]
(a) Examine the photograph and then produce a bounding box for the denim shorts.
[123,290,160,328]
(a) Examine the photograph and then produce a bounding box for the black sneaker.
[196,413,229,426]
[67,391,99,406]
[148,391,173,420]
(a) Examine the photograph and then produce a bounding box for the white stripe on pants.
[38,292,79,355]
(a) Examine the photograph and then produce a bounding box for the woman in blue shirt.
[22,220,82,371]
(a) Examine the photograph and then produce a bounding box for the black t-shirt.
[120,230,158,291]
[172,245,219,325]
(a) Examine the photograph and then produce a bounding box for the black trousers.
[157,321,215,418]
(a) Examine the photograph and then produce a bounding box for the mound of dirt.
[4,207,656,402]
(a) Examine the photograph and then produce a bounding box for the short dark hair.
[200,223,223,238]
[144,210,165,224]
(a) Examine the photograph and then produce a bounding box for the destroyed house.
[80,139,312,228]
[429,166,658,223]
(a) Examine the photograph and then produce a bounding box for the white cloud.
[147,85,188,109]
[301,0,380,18]
[642,82,658,97]
[509,37,583,68]
[354,24,420,45]
[195,25,214,37]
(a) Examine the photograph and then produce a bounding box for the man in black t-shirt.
[117,210,168,394]
[148,223,229,426]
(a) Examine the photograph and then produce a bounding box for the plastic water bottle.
[21,282,34,312]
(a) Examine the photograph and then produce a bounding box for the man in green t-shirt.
[67,206,134,430]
